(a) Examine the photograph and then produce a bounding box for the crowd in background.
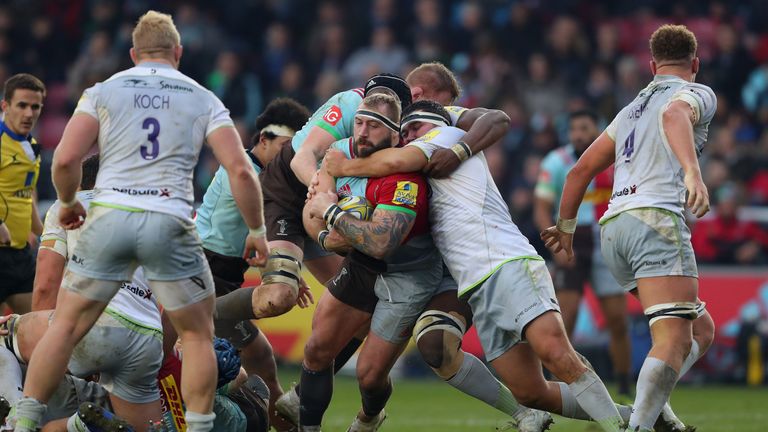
[3,0,768,264]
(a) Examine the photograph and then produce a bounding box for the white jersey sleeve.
[445,106,468,126]
[668,83,717,127]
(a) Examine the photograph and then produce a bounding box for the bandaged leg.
[414,310,526,420]
[252,248,302,318]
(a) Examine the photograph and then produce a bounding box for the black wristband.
[323,204,345,230]
[456,141,472,157]
[318,230,330,251]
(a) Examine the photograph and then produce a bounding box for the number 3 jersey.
[74,62,234,222]
[601,75,716,222]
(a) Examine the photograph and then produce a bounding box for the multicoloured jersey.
[195,152,263,257]
[291,88,364,152]
[408,126,540,296]
[0,120,40,248]
[601,75,717,222]
[41,190,162,332]
[330,138,431,267]
[74,62,234,222]
[535,144,613,225]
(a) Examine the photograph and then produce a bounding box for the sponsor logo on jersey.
[112,187,172,197]
[337,183,352,197]
[158,80,193,93]
[159,375,187,430]
[610,184,637,200]
[13,187,33,198]
[122,78,151,88]
[323,105,342,126]
[71,254,85,265]
[393,181,418,206]
[420,129,441,143]
[121,281,152,300]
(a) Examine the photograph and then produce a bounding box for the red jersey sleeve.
[366,172,431,238]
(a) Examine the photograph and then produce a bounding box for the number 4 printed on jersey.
[622,128,635,163]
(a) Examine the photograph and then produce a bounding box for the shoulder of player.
[379,172,428,188]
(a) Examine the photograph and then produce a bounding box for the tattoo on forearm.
[334,210,415,258]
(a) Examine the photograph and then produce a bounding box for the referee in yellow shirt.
[0,73,45,313]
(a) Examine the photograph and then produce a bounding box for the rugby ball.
[338,196,374,220]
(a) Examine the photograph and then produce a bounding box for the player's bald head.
[132,11,181,60]
[407,62,461,106]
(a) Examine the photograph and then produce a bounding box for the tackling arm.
[290,126,337,187]
[325,146,427,178]
[426,108,511,178]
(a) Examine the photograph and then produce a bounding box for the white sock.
[0,347,22,406]
[678,340,700,378]
[66,413,88,432]
[185,410,216,432]
[558,382,632,422]
[568,370,624,432]
[447,353,526,419]
[629,357,678,431]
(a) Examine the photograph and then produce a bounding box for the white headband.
[261,124,295,137]
[355,109,400,132]
[401,111,450,129]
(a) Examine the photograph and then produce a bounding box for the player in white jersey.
[0,154,163,430]
[542,25,717,432]
[325,100,630,432]
[14,11,268,432]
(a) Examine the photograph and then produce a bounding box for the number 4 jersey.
[601,75,716,223]
[74,62,234,222]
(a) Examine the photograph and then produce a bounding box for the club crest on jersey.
[393,181,418,206]
[338,183,352,197]
[323,105,342,126]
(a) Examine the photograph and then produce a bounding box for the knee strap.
[261,248,302,291]
[0,314,24,364]
[413,310,466,344]
[644,302,698,326]
[413,310,467,379]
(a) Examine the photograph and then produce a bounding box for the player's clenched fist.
[59,201,87,230]
[684,171,710,218]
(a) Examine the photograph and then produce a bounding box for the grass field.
[277,367,768,431]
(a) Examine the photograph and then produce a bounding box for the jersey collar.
[138,62,174,70]
[247,150,263,170]
[0,120,33,142]
[652,74,686,84]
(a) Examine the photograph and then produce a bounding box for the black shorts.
[326,250,385,314]
[205,248,259,348]
[0,244,35,302]
[259,144,309,249]
[552,226,594,294]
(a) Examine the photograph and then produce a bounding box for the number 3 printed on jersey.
[141,117,160,160]
[622,128,635,163]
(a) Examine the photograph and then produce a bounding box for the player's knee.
[254,283,297,317]
[356,362,388,392]
[693,306,715,353]
[413,310,466,379]
[303,337,335,370]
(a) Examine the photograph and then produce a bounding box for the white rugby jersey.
[600,75,716,222]
[408,126,540,296]
[445,106,467,126]
[74,62,234,221]
[42,190,162,331]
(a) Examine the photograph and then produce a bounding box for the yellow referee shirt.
[0,120,40,249]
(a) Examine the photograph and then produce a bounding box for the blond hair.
[362,93,401,124]
[406,62,461,102]
[650,24,697,63]
[132,11,180,57]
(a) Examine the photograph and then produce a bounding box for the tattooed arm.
[333,208,416,259]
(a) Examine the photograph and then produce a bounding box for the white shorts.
[467,259,560,361]
[600,208,698,292]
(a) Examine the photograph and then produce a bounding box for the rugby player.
[1,155,164,431]
[326,100,631,432]
[541,24,716,432]
[533,109,632,399]
[298,93,433,432]
[195,98,311,430]
[14,11,268,432]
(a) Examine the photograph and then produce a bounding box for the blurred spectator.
[207,50,263,127]
[66,30,119,104]
[691,184,768,265]
[706,24,755,107]
[518,53,567,119]
[342,25,408,86]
